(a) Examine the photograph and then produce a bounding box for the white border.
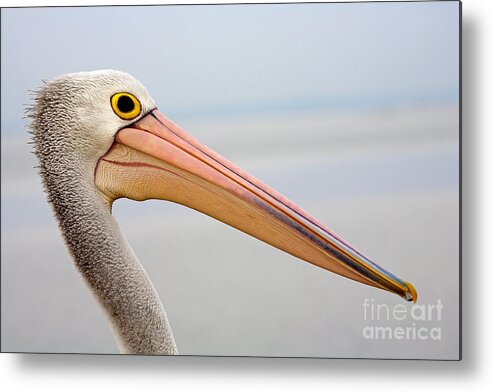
[2,0,492,391]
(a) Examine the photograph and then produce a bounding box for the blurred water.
[1,105,459,358]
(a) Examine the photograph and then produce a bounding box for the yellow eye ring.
[111,92,141,120]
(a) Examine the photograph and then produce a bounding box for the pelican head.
[30,69,416,354]
[31,71,154,177]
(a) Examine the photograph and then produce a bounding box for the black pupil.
[117,95,135,113]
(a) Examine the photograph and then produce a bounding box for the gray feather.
[29,70,177,355]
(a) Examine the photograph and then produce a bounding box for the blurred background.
[1,2,459,359]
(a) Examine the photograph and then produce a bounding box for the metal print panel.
[0,1,460,359]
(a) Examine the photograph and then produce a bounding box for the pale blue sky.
[1,2,459,132]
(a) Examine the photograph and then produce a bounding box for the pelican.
[29,70,416,355]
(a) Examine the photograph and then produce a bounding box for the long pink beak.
[97,109,417,302]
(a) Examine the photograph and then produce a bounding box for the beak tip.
[403,281,418,303]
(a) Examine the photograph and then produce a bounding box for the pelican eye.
[111,92,141,120]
